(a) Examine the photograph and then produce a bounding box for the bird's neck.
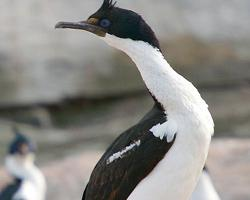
[103,34,209,116]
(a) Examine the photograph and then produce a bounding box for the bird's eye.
[100,19,111,28]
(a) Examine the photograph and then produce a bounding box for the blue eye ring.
[100,19,111,28]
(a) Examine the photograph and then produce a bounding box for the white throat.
[102,34,214,135]
[102,34,214,200]
[5,155,46,200]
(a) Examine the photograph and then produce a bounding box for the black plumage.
[89,2,161,50]
[82,104,176,200]
[101,0,117,10]
[0,179,22,200]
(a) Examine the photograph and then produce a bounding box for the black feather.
[0,179,22,200]
[101,0,117,10]
[82,104,175,200]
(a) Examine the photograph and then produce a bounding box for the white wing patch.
[106,140,141,165]
[150,119,177,142]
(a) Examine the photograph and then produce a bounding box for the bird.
[191,168,221,200]
[0,127,46,200]
[55,0,215,199]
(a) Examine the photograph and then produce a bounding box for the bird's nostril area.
[87,18,99,25]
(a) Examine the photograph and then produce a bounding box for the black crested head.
[55,0,161,50]
[90,0,161,49]
[8,127,36,155]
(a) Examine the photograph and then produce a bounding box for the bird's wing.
[82,104,176,200]
[0,179,22,200]
[82,184,88,200]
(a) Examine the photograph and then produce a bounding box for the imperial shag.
[56,0,215,199]
[0,128,46,200]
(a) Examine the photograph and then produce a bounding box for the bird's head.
[8,127,36,158]
[55,0,160,51]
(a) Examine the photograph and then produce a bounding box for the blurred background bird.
[0,127,46,200]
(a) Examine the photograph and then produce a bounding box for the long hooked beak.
[55,19,106,37]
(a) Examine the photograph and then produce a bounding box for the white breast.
[13,180,39,200]
[5,156,46,200]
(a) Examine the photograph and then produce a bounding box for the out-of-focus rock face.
[0,0,250,106]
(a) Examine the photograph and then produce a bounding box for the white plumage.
[5,155,46,200]
[102,34,214,200]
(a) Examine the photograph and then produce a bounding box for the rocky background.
[0,0,250,199]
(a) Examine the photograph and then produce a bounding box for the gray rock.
[0,88,250,163]
[0,0,249,105]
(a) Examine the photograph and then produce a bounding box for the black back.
[0,179,22,200]
[82,104,175,200]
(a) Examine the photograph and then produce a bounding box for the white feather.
[107,140,141,164]
[102,34,214,200]
[150,118,177,142]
